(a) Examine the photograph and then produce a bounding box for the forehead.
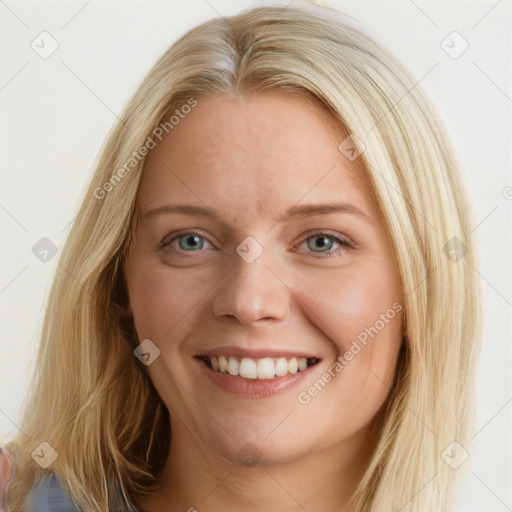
[136,92,375,222]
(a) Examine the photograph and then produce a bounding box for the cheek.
[290,264,403,435]
[298,258,402,348]
[294,257,403,402]
[126,260,211,341]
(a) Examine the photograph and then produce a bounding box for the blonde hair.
[4,3,481,511]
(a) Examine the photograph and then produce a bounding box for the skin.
[124,92,404,512]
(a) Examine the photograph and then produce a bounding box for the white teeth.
[275,357,288,377]
[257,357,275,379]
[206,355,313,379]
[218,355,228,372]
[227,357,239,376]
[288,357,298,374]
[239,358,257,379]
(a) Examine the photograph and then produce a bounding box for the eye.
[160,231,213,252]
[159,230,354,258]
[294,231,354,259]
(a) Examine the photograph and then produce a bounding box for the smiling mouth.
[199,355,320,380]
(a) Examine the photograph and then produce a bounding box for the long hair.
[4,3,481,511]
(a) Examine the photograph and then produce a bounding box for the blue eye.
[307,235,336,252]
[298,232,354,258]
[160,232,212,251]
[160,231,353,258]
[178,234,205,251]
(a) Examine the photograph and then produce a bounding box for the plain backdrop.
[1,0,511,510]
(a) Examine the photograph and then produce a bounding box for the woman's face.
[124,92,404,466]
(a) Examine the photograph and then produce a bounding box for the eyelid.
[294,230,354,247]
[159,230,215,250]
[292,230,355,258]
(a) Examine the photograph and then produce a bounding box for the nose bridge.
[212,241,289,324]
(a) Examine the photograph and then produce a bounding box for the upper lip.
[197,346,320,359]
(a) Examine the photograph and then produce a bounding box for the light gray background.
[1,0,511,510]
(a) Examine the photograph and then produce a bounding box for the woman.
[3,2,481,511]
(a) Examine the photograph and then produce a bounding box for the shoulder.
[23,473,78,512]
[22,473,134,512]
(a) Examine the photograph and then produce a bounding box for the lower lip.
[198,359,316,398]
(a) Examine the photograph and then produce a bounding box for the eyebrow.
[139,202,374,226]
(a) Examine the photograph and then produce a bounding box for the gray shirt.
[23,473,136,512]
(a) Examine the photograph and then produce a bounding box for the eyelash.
[159,231,354,259]
[293,231,354,258]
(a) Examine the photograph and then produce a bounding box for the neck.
[136,424,375,512]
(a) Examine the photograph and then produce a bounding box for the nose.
[212,246,289,325]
